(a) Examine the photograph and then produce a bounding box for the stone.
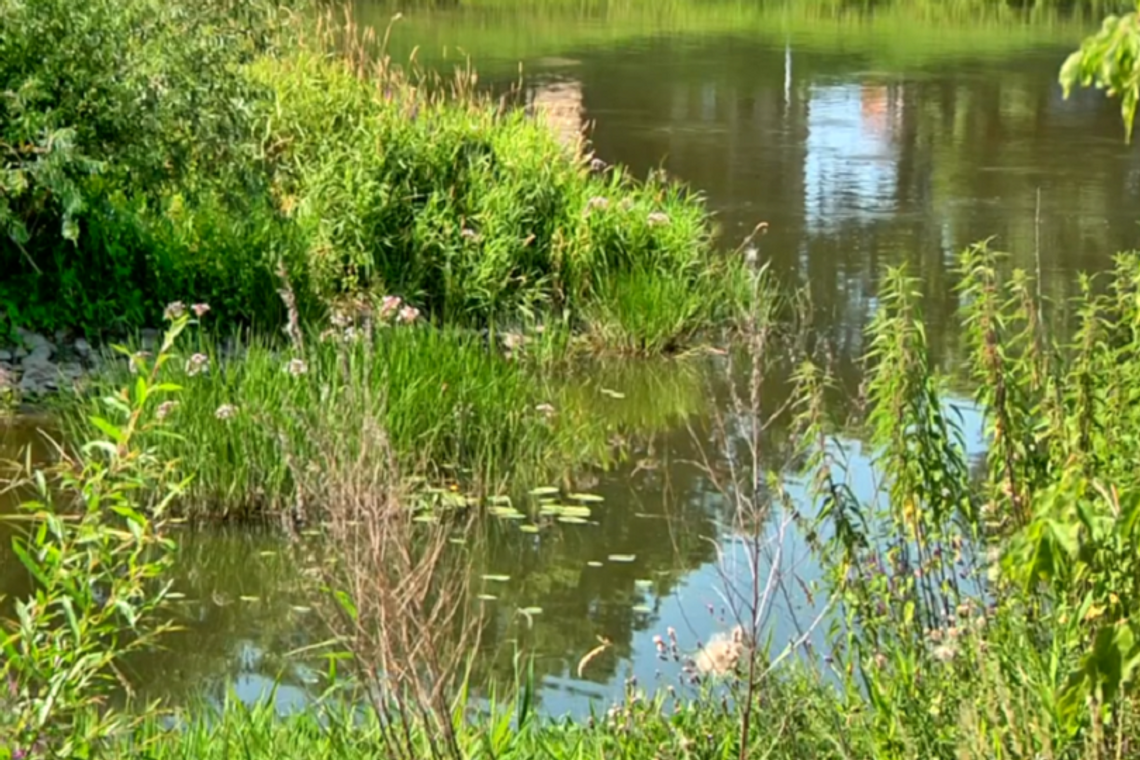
[15,328,54,356]
[13,347,27,360]
[0,349,10,362]
[73,338,92,358]
[60,362,84,381]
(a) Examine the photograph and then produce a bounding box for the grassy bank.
[0,0,747,352]
[360,0,1105,78]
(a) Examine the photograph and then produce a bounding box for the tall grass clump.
[254,20,749,348]
[59,288,710,517]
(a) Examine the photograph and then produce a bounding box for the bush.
[1,0,745,352]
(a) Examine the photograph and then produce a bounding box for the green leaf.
[88,416,124,444]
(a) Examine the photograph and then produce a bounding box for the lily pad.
[607,554,636,563]
[518,606,544,616]
[558,516,589,525]
[587,561,604,568]
[632,604,652,613]
[519,525,540,534]
[568,493,604,502]
[477,594,498,601]
[529,486,560,496]
[482,574,511,582]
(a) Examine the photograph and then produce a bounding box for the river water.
[2,1,1138,719]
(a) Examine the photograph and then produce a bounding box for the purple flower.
[379,296,402,320]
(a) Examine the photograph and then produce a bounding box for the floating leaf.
[608,554,636,563]
[477,594,498,601]
[291,606,312,614]
[518,606,544,616]
[519,525,540,534]
[558,516,589,525]
[165,592,186,600]
[482,574,511,582]
[239,596,260,603]
[488,506,522,518]
[258,551,277,558]
[486,495,513,505]
[634,579,653,590]
[587,561,604,568]
[632,604,652,613]
[568,493,604,502]
[529,486,560,496]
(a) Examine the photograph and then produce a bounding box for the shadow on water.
[2,0,1137,718]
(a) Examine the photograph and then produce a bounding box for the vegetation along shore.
[2,0,1140,758]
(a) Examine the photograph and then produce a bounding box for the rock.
[60,362,84,381]
[20,349,53,370]
[15,328,54,356]
[0,350,10,362]
[73,338,92,358]
[13,347,27,360]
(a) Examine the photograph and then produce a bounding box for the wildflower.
[398,305,420,324]
[330,310,352,328]
[285,358,308,376]
[589,157,607,173]
[647,211,670,227]
[155,400,178,420]
[163,301,185,321]
[191,303,211,318]
[585,196,610,214]
[186,353,209,376]
[379,295,402,320]
[129,351,151,375]
[215,404,238,420]
[461,228,481,242]
[932,643,958,663]
[535,403,556,416]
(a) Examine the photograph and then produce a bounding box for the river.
[1,0,1137,719]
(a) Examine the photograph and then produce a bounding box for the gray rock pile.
[0,328,97,399]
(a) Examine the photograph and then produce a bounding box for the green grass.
[57,321,709,517]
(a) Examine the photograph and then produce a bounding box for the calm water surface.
[2,2,1138,718]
